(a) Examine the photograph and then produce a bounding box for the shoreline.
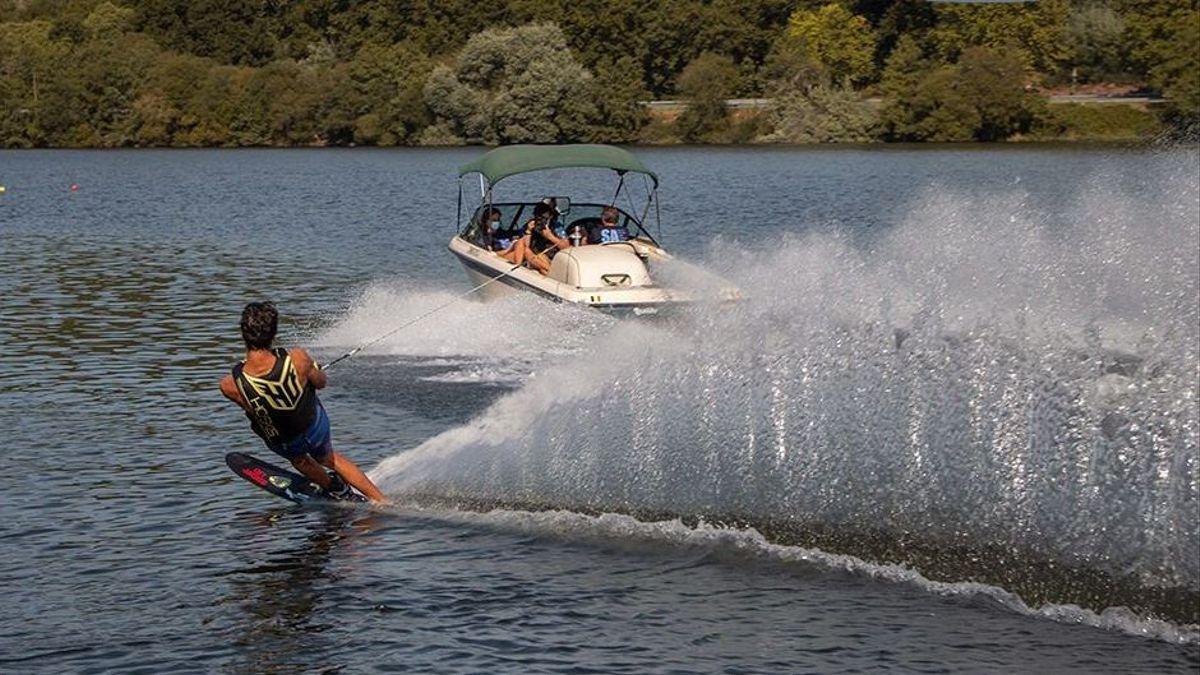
[0,138,1181,151]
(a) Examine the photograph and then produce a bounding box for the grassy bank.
[637,100,1165,145]
[1036,102,1165,141]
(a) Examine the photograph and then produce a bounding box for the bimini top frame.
[456,143,664,243]
[458,144,659,188]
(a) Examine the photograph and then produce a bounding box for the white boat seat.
[549,245,652,289]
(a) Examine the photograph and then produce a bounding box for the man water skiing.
[219,301,387,503]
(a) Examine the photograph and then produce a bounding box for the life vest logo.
[242,467,269,486]
[242,357,304,410]
[248,399,281,440]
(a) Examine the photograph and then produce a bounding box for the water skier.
[219,301,387,503]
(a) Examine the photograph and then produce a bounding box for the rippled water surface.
[1,146,1197,673]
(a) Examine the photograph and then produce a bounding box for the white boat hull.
[448,236,694,314]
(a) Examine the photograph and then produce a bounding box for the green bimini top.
[459,144,658,188]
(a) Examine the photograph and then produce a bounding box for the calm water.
[0,146,1197,673]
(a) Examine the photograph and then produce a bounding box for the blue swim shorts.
[267,404,333,462]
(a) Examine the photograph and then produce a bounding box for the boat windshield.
[463,202,657,250]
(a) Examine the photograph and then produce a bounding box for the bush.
[637,116,680,145]
[1038,103,1163,140]
[766,82,877,143]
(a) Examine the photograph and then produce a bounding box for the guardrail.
[643,94,1163,111]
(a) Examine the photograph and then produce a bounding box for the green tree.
[1116,0,1199,125]
[71,31,162,146]
[880,45,1042,142]
[83,1,135,40]
[907,66,980,142]
[66,3,164,147]
[956,46,1044,141]
[871,0,937,75]
[586,56,649,143]
[342,42,432,145]
[133,0,280,65]
[674,52,739,143]
[927,0,1069,74]
[422,23,597,144]
[1066,2,1127,81]
[782,3,877,87]
[692,0,796,95]
[878,35,932,141]
[1156,11,1200,127]
[130,52,202,146]
[0,20,75,146]
[229,60,327,145]
[5,0,1188,146]
[185,65,253,145]
[763,32,829,92]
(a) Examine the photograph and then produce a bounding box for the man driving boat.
[588,206,630,244]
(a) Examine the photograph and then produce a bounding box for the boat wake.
[354,152,1197,640]
[384,502,1200,646]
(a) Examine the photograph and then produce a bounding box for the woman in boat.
[478,208,508,250]
[496,201,570,274]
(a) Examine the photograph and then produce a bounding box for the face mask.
[489,220,500,231]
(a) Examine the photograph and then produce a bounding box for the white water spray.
[350,152,1199,627]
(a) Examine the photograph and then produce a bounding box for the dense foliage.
[0,0,1194,147]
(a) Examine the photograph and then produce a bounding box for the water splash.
[367,153,1200,629]
[316,280,615,382]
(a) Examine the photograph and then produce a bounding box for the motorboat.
[449,144,737,315]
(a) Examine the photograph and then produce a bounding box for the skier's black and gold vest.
[232,348,318,443]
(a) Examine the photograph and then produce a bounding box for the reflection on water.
[222,510,388,674]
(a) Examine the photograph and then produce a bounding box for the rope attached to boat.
[321,261,524,371]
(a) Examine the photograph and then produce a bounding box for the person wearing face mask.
[478,208,508,250]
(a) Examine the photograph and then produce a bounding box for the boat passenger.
[541,197,566,236]
[494,208,538,267]
[496,201,569,274]
[588,206,630,244]
[478,208,508,250]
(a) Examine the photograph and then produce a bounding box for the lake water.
[0,146,1197,673]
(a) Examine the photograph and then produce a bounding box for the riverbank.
[633,98,1167,146]
[0,101,1169,150]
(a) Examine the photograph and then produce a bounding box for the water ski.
[225,452,367,505]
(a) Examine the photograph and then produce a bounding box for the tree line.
[0,0,1195,147]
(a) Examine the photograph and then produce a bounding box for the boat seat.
[548,244,652,288]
